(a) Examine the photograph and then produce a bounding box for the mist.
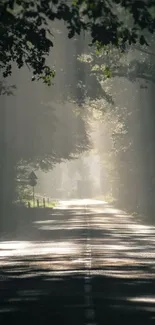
[1,21,155,223]
[1,6,155,325]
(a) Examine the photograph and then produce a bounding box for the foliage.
[3,96,91,171]
[1,0,155,83]
[78,35,155,109]
[15,165,31,202]
[22,199,56,208]
[81,35,155,217]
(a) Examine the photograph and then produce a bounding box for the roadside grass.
[27,199,57,208]
[15,199,57,208]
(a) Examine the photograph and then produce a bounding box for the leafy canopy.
[1,0,155,83]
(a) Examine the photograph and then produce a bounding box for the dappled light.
[1,2,155,324]
[0,200,155,324]
[0,241,79,257]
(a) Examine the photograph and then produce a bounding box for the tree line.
[1,1,155,226]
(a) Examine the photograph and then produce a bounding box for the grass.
[28,199,57,208]
[27,199,57,208]
[15,199,57,208]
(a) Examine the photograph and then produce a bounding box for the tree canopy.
[1,0,155,83]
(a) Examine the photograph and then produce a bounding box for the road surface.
[0,199,155,324]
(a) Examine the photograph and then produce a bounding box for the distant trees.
[0,97,91,210]
[83,37,155,220]
[1,0,155,223]
[0,16,92,218]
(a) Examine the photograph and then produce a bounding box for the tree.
[79,34,155,220]
[0,97,91,203]
[1,0,155,83]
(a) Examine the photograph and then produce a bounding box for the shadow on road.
[0,270,85,324]
[0,265,155,324]
[0,202,155,324]
[92,274,155,325]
